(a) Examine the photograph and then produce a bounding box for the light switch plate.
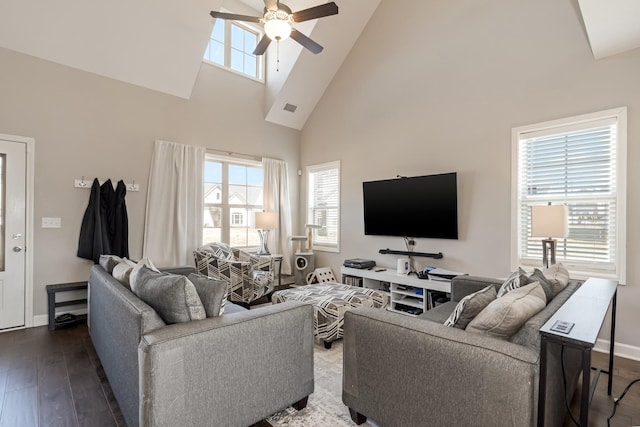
[42,217,62,228]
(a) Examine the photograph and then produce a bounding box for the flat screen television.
[363,172,458,239]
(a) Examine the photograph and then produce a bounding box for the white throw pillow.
[112,258,137,288]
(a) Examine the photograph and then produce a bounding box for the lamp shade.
[531,205,569,238]
[255,211,278,230]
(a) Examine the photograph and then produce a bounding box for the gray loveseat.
[88,264,314,427]
[343,275,582,427]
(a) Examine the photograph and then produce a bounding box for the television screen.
[363,172,458,239]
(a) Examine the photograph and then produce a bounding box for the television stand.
[341,266,451,316]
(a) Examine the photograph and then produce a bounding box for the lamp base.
[256,229,271,255]
[541,238,557,269]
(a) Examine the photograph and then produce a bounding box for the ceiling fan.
[210,0,338,55]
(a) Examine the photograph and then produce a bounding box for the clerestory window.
[203,18,263,81]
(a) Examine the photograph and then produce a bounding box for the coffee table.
[272,283,389,348]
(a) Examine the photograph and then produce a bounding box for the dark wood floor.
[569,350,640,426]
[0,323,123,427]
[1,323,639,427]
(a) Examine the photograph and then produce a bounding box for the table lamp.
[255,211,277,255]
[531,204,568,268]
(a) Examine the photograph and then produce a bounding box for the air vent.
[283,103,298,113]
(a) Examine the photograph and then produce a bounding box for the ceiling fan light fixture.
[264,10,293,41]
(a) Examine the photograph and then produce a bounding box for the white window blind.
[513,108,626,282]
[307,161,340,252]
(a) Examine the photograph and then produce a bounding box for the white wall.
[300,0,640,350]
[0,47,300,319]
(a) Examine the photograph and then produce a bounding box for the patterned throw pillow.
[543,263,570,297]
[466,282,546,339]
[188,273,228,317]
[133,266,206,324]
[497,267,532,297]
[444,285,497,329]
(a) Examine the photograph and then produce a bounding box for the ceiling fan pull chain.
[277,40,280,72]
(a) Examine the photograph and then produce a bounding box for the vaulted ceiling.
[0,1,637,130]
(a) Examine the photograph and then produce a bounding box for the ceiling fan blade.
[292,2,338,23]
[253,34,272,55]
[290,29,323,54]
[264,0,277,10]
[209,11,261,23]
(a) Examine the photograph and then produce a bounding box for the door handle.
[13,246,23,253]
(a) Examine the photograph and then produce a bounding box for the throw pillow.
[133,266,206,324]
[529,268,554,303]
[112,258,137,287]
[99,255,123,274]
[443,285,497,329]
[496,267,532,297]
[188,273,227,317]
[543,263,570,297]
[129,257,160,293]
[466,282,546,340]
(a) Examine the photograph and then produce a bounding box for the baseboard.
[594,338,640,361]
[32,314,48,327]
[33,308,88,328]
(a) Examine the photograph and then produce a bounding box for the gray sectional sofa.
[88,264,314,427]
[343,275,582,427]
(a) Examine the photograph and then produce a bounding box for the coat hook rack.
[126,180,140,192]
[74,178,140,192]
[76,176,88,188]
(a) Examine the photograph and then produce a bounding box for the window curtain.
[143,140,205,266]
[262,158,293,275]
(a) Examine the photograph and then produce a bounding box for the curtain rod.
[206,148,262,162]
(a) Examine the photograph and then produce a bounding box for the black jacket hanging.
[112,180,129,258]
[100,179,115,257]
[77,178,129,262]
[77,178,110,263]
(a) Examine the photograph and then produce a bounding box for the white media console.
[341,266,451,316]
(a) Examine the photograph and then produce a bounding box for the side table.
[46,281,88,330]
[537,277,617,426]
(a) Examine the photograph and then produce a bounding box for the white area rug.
[267,340,378,427]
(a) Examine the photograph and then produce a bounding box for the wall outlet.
[42,217,62,228]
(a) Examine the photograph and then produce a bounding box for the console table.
[537,277,617,427]
[341,266,451,316]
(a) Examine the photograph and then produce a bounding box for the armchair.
[194,242,276,307]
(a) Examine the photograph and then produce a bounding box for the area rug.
[266,340,378,427]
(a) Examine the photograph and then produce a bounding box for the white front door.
[0,138,27,330]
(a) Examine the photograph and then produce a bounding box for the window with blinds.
[512,108,626,282]
[307,161,341,252]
